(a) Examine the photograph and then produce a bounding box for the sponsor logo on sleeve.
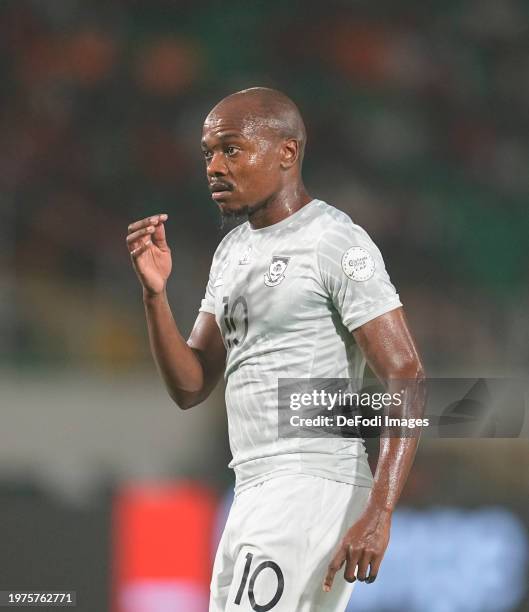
[341,246,375,281]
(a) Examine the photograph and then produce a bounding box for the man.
[126,87,425,611]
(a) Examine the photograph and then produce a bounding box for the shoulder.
[314,200,375,250]
[314,202,399,297]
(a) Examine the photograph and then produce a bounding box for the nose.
[207,151,228,178]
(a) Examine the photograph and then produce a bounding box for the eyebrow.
[201,131,245,147]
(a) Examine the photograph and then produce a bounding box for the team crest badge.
[264,256,290,287]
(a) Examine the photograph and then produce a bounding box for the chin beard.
[218,199,269,231]
[219,204,248,232]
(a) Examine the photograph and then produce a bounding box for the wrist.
[143,288,167,303]
[365,491,395,516]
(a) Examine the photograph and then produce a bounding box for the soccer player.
[126,87,425,611]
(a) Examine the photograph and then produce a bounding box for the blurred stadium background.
[1,0,528,610]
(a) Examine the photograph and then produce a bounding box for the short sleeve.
[317,221,402,332]
[199,264,216,315]
[198,229,236,315]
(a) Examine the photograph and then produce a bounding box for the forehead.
[202,100,280,144]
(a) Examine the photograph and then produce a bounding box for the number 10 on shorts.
[234,552,284,611]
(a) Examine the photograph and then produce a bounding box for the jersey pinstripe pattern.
[200,199,402,493]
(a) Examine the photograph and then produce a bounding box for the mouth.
[209,182,234,200]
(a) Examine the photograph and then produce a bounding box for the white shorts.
[209,474,371,612]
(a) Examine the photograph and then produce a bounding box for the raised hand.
[126,213,172,296]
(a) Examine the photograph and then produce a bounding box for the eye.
[226,145,239,157]
[203,149,213,161]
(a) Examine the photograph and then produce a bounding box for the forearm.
[143,289,204,407]
[367,375,426,512]
[324,309,425,588]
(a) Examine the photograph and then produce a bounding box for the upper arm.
[316,216,422,380]
[187,311,226,400]
[184,236,229,404]
[352,307,424,381]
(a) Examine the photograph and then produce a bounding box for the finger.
[356,551,372,582]
[366,554,383,584]
[127,213,168,235]
[126,226,155,250]
[323,548,347,592]
[130,239,152,259]
[152,219,168,249]
[344,544,361,583]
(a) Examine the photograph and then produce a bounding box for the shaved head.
[202,87,311,223]
[206,87,307,165]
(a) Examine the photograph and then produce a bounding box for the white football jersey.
[199,199,402,494]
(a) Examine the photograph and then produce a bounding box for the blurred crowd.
[1,0,528,371]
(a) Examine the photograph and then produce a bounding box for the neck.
[247,181,312,230]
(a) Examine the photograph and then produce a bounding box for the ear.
[279,138,299,169]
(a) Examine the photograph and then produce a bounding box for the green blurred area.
[0,0,527,369]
